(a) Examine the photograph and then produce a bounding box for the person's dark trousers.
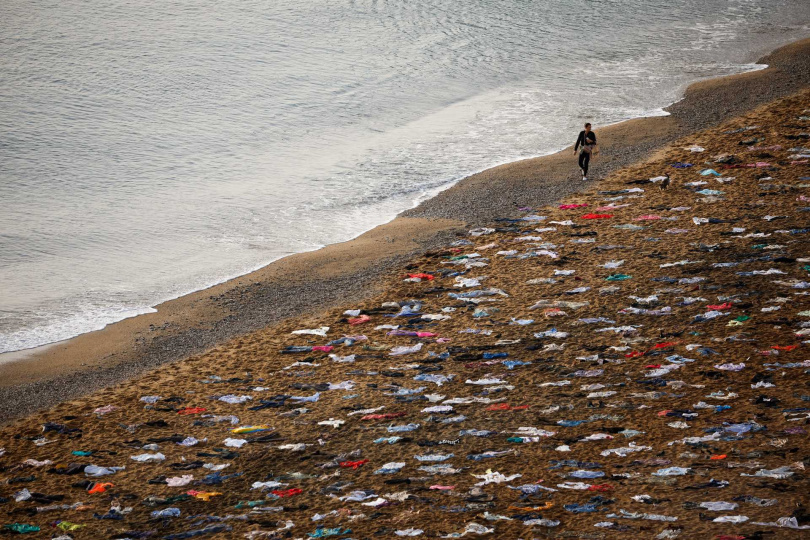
[578,151,590,176]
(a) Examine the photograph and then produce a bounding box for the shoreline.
[1,36,809,423]
[1,46,771,363]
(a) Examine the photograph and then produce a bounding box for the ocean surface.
[1,0,808,353]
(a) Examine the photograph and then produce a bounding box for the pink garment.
[348,315,370,325]
[94,405,117,415]
[166,475,194,487]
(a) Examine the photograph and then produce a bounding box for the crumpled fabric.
[130,453,165,462]
[84,464,125,476]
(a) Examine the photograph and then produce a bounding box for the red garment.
[772,344,798,351]
[339,459,369,469]
[271,488,303,498]
[581,213,613,219]
[177,407,207,415]
[407,273,434,280]
[707,303,732,310]
[312,345,334,352]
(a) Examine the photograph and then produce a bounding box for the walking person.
[573,122,597,180]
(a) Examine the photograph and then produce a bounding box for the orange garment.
[486,404,529,411]
[508,502,554,511]
[186,490,222,501]
[88,483,114,494]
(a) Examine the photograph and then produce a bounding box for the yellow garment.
[230,425,272,434]
[57,521,84,531]
[191,491,222,501]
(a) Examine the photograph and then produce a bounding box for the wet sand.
[1,37,809,423]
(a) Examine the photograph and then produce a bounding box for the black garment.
[578,151,590,176]
[574,130,597,152]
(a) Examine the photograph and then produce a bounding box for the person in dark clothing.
[573,122,597,180]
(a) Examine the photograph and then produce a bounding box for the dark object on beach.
[7,475,35,484]
[660,174,671,190]
[47,463,87,475]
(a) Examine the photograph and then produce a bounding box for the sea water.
[1,0,808,352]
